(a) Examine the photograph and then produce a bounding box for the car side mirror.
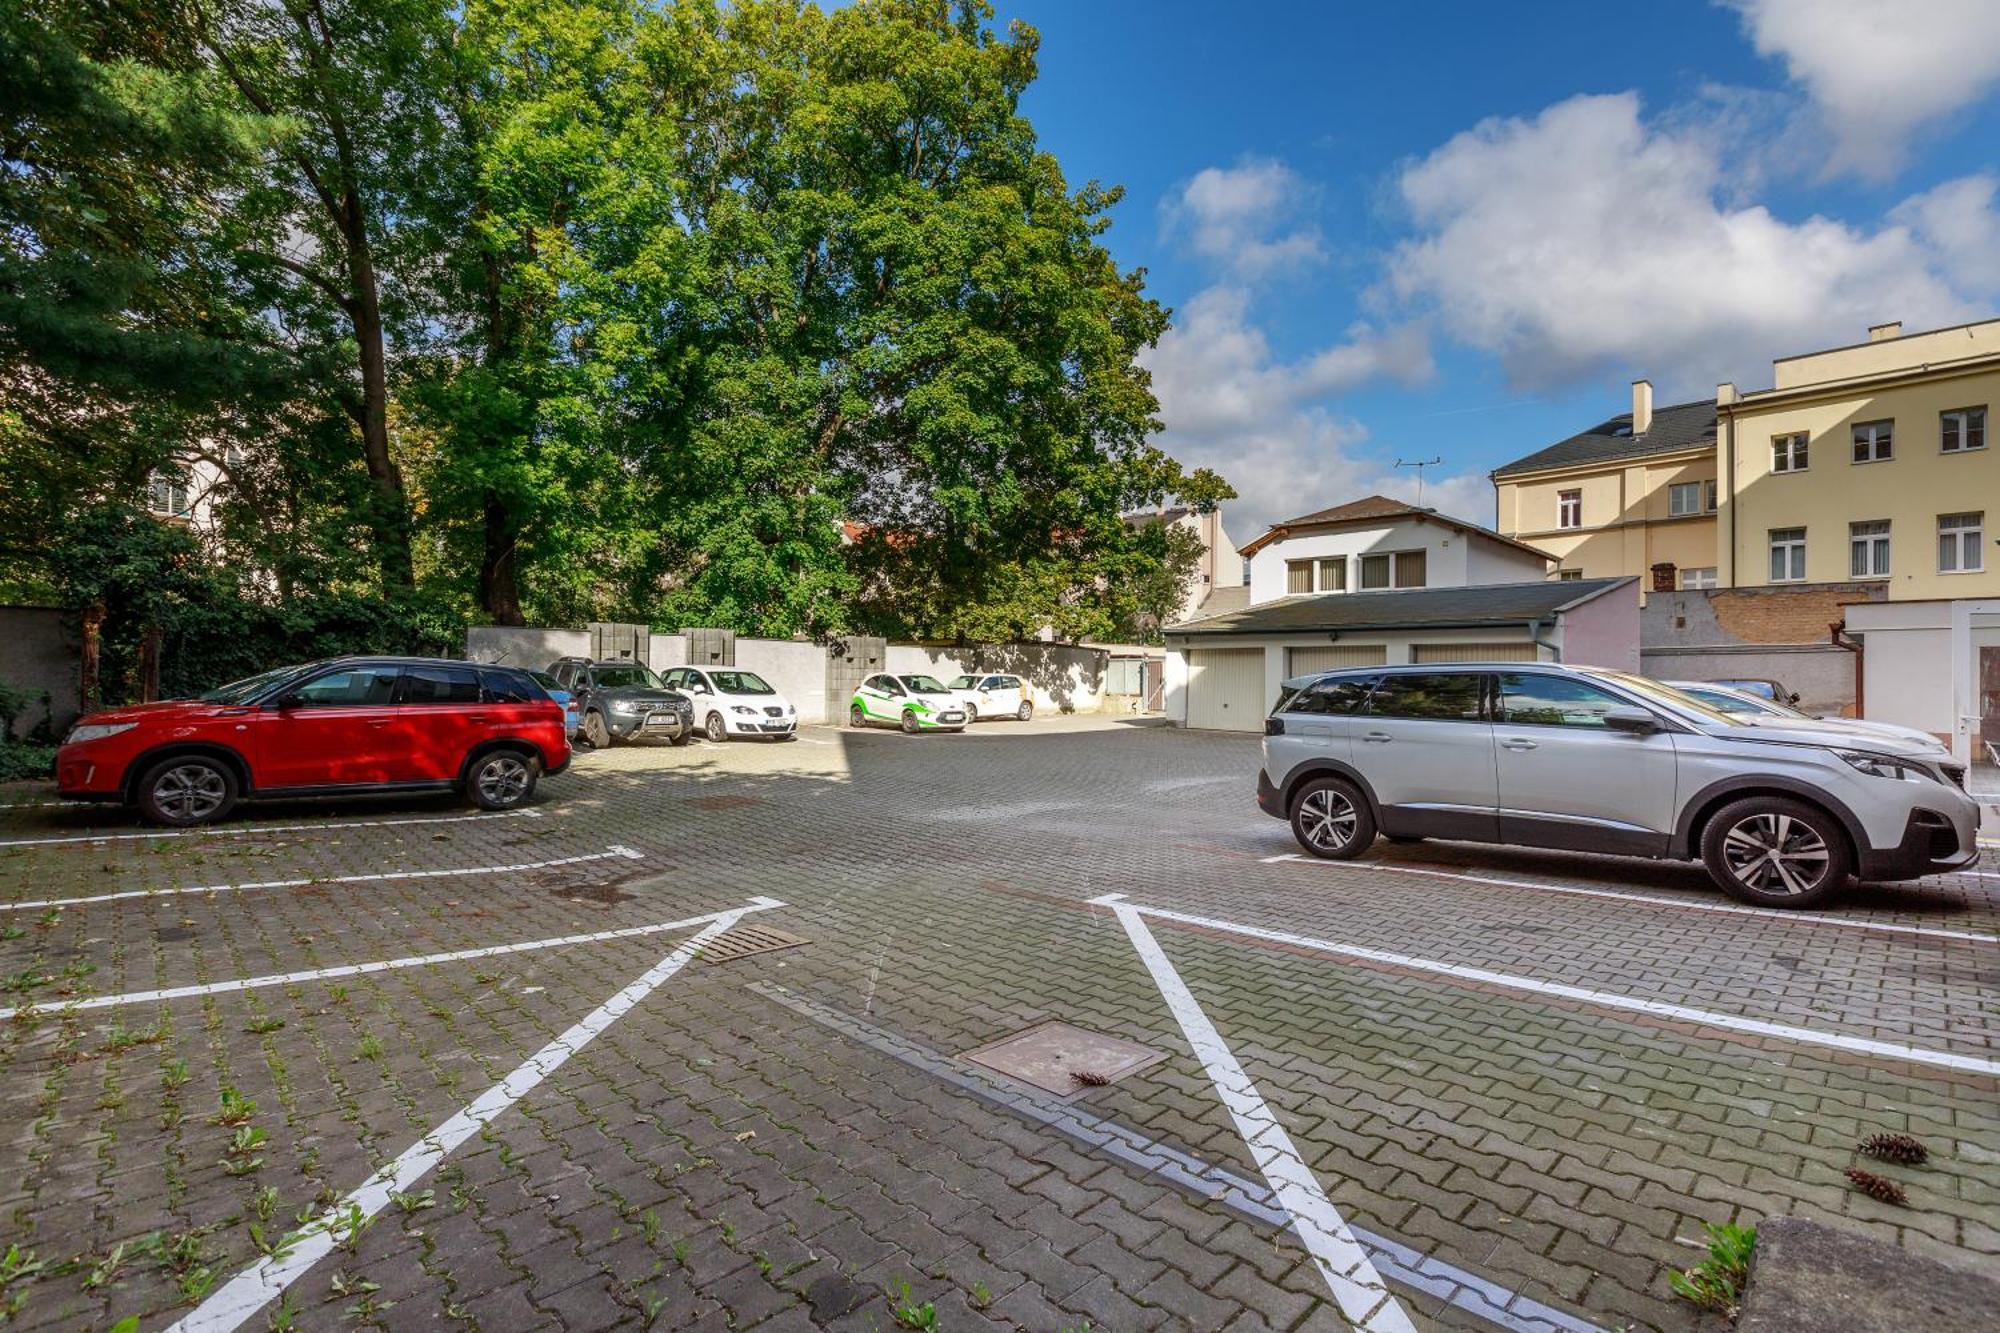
[1603,707,1659,735]
[1786,692,1802,706]
[268,694,302,711]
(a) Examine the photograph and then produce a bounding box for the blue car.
[529,669,580,737]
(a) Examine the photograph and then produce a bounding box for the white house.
[1164,495,1640,729]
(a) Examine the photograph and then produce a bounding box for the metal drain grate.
[700,923,809,964]
[963,1020,1164,1097]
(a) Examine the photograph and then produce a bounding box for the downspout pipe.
[1529,617,1561,661]
[1830,621,1864,718]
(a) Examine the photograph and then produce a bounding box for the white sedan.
[946,673,1034,722]
[662,667,798,741]
[1666,681,1948,755]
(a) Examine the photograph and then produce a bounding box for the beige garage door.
[1286,644,1389,676]
[1411,641,1540,663]
[1186,648,1266,730]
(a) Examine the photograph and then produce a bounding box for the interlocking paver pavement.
[1,717,1994,1331]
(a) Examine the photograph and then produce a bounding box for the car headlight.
[732,706,756,715]
[609,701,639,714]
[65,723,137,745]
[1836,750,1929,782]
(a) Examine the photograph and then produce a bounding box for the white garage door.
[1187,648,1266,730]
[1411,641,1540,663]
[1287,644,1389,676]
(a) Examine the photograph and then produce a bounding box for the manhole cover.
[700,923,809,965]
[964,1020,1164,1097]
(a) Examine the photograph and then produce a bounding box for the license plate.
[643,713,673,727]
[940,712,964,723]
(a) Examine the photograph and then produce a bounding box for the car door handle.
[1501,738,1538,751]
[367,719,393,727]
[1361,731,1392,743]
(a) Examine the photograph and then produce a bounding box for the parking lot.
[1,716,1996,1332]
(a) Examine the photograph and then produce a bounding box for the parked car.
[547,657,694,748]
[1709,677,1801,706]
[946,673,1034,722]
[849,674,967,733]
[1258,662,1975,908]
[1665,680,1947,755]
[529,668,580,737]
[661,666,798,741]
[56,657,570,827]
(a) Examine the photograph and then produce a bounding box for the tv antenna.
[1395,455,1445,505]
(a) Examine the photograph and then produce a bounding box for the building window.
[1358,550,1427,590]
[1668,482,1708,516]
[1557,490,1581,529]
[1679,567,1717,589]
[1556,569,1584,582]
[1286,560,1312,595]
[1316,557,1346,593]
[1768,527,1806,582]
[1772,433,1808,473]
[146,469,192,519]
[1241,557,1252,585]
[1939,512,1985,573]
[1848,520,1890,578]
[1942,406,1987,453]
[1851,419,1894,464]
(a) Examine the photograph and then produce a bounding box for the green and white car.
[849,674,968,733]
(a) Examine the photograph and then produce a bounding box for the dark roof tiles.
[1491,399,1716,479]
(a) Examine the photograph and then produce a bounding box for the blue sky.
[991,0,2000,537]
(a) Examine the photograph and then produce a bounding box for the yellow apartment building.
[1718,318,2000,599]
[1492,381,1719,591]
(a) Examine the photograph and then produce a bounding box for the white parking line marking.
[0,845,644,914]
[1261,854,1999,945]
[1101,895,2000,1078]
[0,808,542,849]
[0,896,783,1021]
[168,902,764,1333]
[1096,893,1415,1333]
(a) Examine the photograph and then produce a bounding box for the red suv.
[57,657,571,826]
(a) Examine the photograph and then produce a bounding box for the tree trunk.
[480,491,523,626]
[344,221,415,593]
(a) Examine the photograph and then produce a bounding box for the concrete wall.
[465,626,589,671]
[1555,584,1640,670]
[1638,584,1880,713]
[1843,601,1956,739]
[0,607,79,739]
[649,634,689,669]
[735,638,831,725]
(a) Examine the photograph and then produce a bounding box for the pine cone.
[1068,1070,1110,1087]
[1844,1167,1908,1206]
[1857,1133,1928,1165]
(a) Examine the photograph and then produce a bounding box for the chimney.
[1630,379,1653,435]
[1716,382,1737,406]
[1868,321,1902,342]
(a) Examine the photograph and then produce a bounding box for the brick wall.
[1639,583,1884,714]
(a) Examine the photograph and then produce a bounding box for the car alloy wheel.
[150,762,230,824]
[1016,701,1033,721]
[901,710,921,734]
[473,752,536,809]
[1298,787,1358,853]
[1720,812,1831,897]
[585,711,611,748]
[965,703,978,723]
[706,712,727,743]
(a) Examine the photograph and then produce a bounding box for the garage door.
[1286,644,1389,677]
[1410,642,1540,663]
[1186,648,1266,730]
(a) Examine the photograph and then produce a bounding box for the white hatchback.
[947,673,1033,722]
[662,667,798,741]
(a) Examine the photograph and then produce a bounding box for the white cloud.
[1143,287,1487,537]
[1162,159,1327,279]
[1386,92,2000,391]
[1728,0,2000,179]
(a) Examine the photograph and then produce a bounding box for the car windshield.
[1718,679,1778,700]
[1591,671,1744,726]
[711,670,773,695]
[904,675,949,694]
[1686,686,1791,718]
[593,664,665,689]
[528,670,564,692]
[198,664,314,704]
[949,675,977,689]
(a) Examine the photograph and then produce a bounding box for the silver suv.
[1256,663,1977,908]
